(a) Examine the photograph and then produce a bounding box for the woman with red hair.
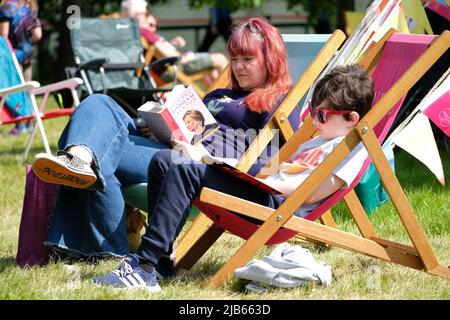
[32,18,300,272]
[227,17,291,113]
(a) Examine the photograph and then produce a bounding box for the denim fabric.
[45,94,169,258]
[136,149,285,265]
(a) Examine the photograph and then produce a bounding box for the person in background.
[120,0,228,85]
[197,4,233,52]
[0,0,41,134]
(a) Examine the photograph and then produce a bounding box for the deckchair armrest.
[79,59,145,72]
[32,78,83,95]
[77,59,108,72]
[0,81,40,96]
[149,56,180,74]
[102,62,146,70]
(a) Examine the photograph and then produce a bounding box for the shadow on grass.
[0,256,17,273]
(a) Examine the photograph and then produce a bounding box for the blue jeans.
[45,94,169,258]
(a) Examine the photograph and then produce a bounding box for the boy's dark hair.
[311,64,374,120]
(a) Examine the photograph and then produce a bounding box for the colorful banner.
[393,113,445,185]
[422,77,450,138]
[403,0,434,34]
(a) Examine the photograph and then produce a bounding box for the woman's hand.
[135,118,152,138]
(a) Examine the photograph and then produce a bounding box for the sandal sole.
[32,154,97,189]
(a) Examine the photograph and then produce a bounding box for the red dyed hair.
[227,17,291,113]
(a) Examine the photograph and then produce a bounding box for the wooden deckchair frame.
[175,30,347,268]
[175,31,450,287]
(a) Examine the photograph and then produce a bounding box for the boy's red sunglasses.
[308,101,353,124]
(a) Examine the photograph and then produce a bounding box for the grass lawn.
[0,103,449,300]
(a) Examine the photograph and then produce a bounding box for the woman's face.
[231,49,267,92]
[184,115,204,134]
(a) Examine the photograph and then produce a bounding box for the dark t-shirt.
[202,88,301,176]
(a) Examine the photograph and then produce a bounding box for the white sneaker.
[32,151,97,189]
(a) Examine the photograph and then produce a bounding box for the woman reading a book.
[93,64,374,290]
[31,17,299,265]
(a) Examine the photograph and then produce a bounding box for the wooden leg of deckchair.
[206,206,300,287]
[294,210,336,247]
[175,213,224,270]
[319,210,337,228]
[358,123,441,272]
[343,190,378,239]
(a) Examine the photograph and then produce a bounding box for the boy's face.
[312,103,359,140]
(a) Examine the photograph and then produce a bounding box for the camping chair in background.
[174,31,450,286]
[140,36,213,97]
[0,36,83,164]
[69,18,177,117]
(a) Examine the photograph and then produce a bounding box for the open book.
[174,141,281,194]
[137,85,219,145]
[211,161,283,195]
[174,140,239,167]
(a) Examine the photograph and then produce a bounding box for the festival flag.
[422,76,450,138]
[426,2,450,21]
[393,113,445,185]
[403,0,434,34]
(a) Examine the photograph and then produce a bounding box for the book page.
[174,140,237,167]
[138,101,173,145]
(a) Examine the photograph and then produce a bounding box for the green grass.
[0,100,449,299]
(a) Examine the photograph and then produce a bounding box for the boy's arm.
[305,174,344,204]
[258,174,344,204]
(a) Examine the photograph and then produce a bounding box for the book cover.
[138,85,219,145]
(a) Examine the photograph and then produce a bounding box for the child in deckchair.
[93,64,374,291]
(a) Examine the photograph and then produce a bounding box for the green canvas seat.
[70,18,175,117]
